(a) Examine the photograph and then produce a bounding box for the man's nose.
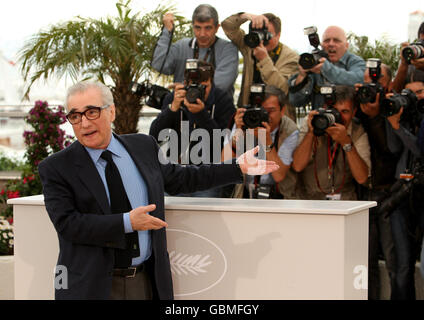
[80,114,92,127]
[199,28,207,37]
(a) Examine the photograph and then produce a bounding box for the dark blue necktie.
[101,150,139,268]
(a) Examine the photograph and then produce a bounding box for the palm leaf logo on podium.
[169,251,212,276]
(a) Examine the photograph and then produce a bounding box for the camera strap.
[253,126,281,198]
[151,27,175,76]
[190,37,219,68]
[313,135,346,195]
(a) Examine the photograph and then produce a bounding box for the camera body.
[184,59,206,104]
[130,81,170,110]
[311,107,342,136]
[299,26,329,70]
[402,40,424,64]
[242,84,269,129]
[244,22,273,48]
[379,159,424,215]
[380,89,420,117]
[357,59,384,104]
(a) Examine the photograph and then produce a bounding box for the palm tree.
[18,0,192,134]
[347,32,401,74]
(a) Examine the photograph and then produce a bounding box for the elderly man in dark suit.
[38,81,278,300]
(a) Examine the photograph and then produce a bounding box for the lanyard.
[313,135,346,195]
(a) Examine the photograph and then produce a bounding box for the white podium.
[9,195,375,300]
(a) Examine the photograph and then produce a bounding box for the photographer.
[292,85,370,200]
[149,60,236,197]
[419,119,424,279]
[221,85,299,199]
[221,12,299,108]
[384,74,424,300]
[151,4,239,97]
[289,26,365,110]
[391,22,424,93]
[355,62,398,300]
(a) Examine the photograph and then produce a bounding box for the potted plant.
[0,100,73,299]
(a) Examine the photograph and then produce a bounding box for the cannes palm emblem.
[169,251,212,276]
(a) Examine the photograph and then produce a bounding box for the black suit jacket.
[38,133,242,300]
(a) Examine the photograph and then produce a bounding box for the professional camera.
[299,26,329,70]
[130,80,170,110]
[244,22,273,48]
[311,107,342,136]
[184,59,207,104]
[379,159,424,215]
[242,84,269,129]
[357,59,384,104]
[380,89,424,117]
[401,40,424,64]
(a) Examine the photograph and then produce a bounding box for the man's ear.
[110,104,116,122]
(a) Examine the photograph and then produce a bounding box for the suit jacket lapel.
[73,142,111,214]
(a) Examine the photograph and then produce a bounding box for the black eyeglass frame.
[66,105,110,124]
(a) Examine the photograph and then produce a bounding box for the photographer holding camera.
[149,60,236,197]
[151,4,239,97]
[292,85,370,200]
[391,22,424,93]
[221,12,299,108]
[354,61,399,300]
[221,85,299,199]
[289,26,365,110]
[382,71,424,300]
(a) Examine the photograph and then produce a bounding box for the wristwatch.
[342,143,353,152]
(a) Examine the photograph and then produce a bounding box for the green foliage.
[18,0,192,134]
[0,153,26,171]
[347,32,401,74]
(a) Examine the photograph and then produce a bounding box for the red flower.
[6,191,20,199]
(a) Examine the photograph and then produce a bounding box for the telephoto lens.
[380,89,417,117]
[401,40,424,64]
[242,106,269,129]
[243,23,272,48]
[311,108,342,136]
[185,84,205,104]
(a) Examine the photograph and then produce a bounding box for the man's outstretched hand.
[237,146,280,175]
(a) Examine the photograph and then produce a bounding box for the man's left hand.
[253,42,268,61]
[412,57,424,71]
[237,146,280,175]
[326,123,350,145]
[307,57,326,74]
[184,98,205,114]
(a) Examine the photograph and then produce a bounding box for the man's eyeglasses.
[66,105,110,125]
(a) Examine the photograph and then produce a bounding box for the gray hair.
[65,81,114,109]
[192,4,219,26]
[264,85,288,110]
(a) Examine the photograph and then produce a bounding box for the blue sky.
[1,0,423,61]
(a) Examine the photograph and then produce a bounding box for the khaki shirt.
[221,14,299,107]
[296,117,371,200]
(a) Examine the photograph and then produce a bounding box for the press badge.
[326,193,341,201]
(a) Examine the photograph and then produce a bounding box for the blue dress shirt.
[85,135,151,266]
[289,51,366,109]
